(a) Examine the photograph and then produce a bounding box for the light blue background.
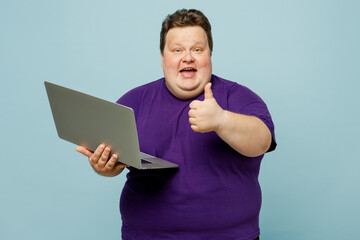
[1,0,359,239]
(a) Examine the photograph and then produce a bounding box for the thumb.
[204,82,213,100]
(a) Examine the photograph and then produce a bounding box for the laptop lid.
[44,81,177,170]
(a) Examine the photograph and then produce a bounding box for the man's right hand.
[76,144,129,177]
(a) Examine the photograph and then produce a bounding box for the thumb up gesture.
[189,82,226,133]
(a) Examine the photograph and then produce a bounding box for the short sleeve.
[227,83,277,152]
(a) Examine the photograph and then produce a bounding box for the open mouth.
[180,67,197,73]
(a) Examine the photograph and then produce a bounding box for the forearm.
[215,111,272,157]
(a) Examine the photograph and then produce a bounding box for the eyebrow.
[170,41,207,47]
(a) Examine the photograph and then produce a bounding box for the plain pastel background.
[1,0,359,239]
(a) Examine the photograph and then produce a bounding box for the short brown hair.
[160,9,213,54]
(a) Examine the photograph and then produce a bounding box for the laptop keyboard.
[141,159,153,164]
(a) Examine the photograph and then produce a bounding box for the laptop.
[44,81,178,170]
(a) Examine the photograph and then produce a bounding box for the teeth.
[181,68,196,71]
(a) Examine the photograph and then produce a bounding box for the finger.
[76,146,93,158]
[189,117,197,125]
[191,124,199,132]
[105,153,118,170]
[98,147,111,168]
[188,109,197,118]
[91,144,105,164]
[204,82,213,100]
[189,100,201,109]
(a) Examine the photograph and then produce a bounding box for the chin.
[176,88,202,100]
[177,79,200,90]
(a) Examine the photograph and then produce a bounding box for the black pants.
[254,237,259,240]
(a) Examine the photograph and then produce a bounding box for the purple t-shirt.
[117,75,276,240]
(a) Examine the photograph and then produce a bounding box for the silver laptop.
[44,81,178,170]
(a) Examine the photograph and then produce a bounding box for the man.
[76,9,276,240]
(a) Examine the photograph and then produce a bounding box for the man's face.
[161,26,212,100]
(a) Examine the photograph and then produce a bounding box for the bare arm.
[215,111,271,157]
[189,83,272,157]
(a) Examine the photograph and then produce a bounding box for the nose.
[182,50,194,62]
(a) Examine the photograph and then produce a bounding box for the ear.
[160,52,164,68]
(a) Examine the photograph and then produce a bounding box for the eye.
[173,49,181,53]
[193,48,202,53]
